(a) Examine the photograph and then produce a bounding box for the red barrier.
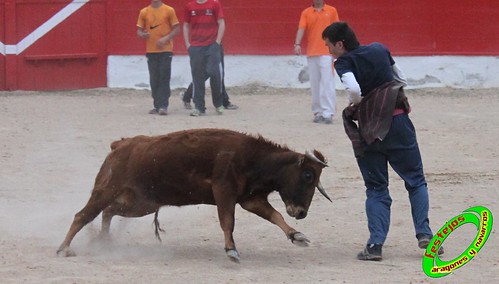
[109,0,499,56]
[1,0,106,90]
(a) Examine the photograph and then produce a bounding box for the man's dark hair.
[322,21,360,51]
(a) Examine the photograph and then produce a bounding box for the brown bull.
[57,128,331,262]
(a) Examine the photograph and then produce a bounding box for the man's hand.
[294,44,301,55]
[137,30,150,39]
[157,37,168,48]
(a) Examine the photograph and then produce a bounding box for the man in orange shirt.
[137,0,180,115]
[294,0,339,124]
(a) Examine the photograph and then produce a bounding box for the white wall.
[108,55,499,90]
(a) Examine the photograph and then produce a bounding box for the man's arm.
[137,27,149,39]
[216,19,225,44]
[392,63,408,87]
[341,72,362,105]
[183,22,191,48]
[294,28,305,55]
[157,24,180,48]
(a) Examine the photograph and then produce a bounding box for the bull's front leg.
[214,201,240,262]
[213,187,239,262]
[212,151,242,263]
[239,196,310,247]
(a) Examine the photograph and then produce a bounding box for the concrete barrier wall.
[108,55,499,90]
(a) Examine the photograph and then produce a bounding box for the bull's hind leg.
[99,189,160,240]
[99,207,115,240]
[57,186,117,257]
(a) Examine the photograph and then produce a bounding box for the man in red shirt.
[183,0,225,116]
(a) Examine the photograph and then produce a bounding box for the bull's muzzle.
[286,205,308,220]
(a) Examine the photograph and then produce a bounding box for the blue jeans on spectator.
[146,52,172,110]
[356,113,434,245]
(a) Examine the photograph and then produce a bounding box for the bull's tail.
[153,209,165,242]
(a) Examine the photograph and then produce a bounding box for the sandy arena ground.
[1,86,498,283]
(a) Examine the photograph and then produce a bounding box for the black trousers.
[183,44,231,107]
[188,43,223,111]
[146,52,172,110]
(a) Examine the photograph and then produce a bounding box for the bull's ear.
[298,155,305,166]
[305,150,328,167]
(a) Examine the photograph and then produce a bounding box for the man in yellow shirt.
[137,0,180,115]
[294,0,339,124]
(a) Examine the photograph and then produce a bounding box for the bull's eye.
[301,169,315,184]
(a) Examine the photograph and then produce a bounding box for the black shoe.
[417,235,431,249]
[183,101,192,110]
[224,103,238,110]
[357,244,382,261]
[158,108,168,115]
[313,115,324,123]
[418,235,444,255]
[180,92,192,109]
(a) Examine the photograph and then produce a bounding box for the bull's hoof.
[226,249,240,263]
[57,248,76,257]
[291,232,310,247]
[97,232,111,242]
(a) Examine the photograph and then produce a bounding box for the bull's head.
[272,149,330,220]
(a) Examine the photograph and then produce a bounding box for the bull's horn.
[317,182,332,202]
[305,150,328,167]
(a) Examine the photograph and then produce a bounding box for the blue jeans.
[356,113,433,245]
[146,52,172,110]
